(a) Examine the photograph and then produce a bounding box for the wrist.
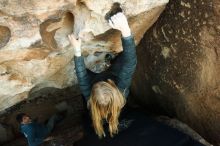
[75,54,81,57]
[75,51,81,57]
[74,47,81,56]
[121,28,131,37]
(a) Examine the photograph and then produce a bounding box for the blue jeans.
[46,114,61,133]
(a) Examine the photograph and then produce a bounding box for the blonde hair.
[88,79,125,138]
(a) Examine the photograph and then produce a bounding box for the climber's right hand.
[68,34,82,57]
[108,12,131,37]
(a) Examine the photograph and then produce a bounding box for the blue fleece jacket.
[74,35,137,101]
[20,122,49,146]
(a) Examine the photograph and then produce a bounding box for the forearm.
[68,33,91,100]
[109,35,137,76]
[120,35,137,68]
[74,56,91,101]
[115,35,137,98]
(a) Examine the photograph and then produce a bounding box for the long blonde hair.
[88,79,125,138]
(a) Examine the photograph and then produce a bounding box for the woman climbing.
[69,10,206,146]
[68,12,137,138]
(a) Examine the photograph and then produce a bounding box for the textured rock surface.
[0,0,168,112]
[0,123,14,144]
[131,0,220,145]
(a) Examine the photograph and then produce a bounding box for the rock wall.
[0,123,14,144]
[131,0,220,145]
[0,0,168,112]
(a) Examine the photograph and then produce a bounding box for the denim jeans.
[46,114,61,133]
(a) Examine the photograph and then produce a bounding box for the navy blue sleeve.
[109,35,137,98]
[74,56,92,101]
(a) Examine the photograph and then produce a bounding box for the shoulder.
[21,123,34,132]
